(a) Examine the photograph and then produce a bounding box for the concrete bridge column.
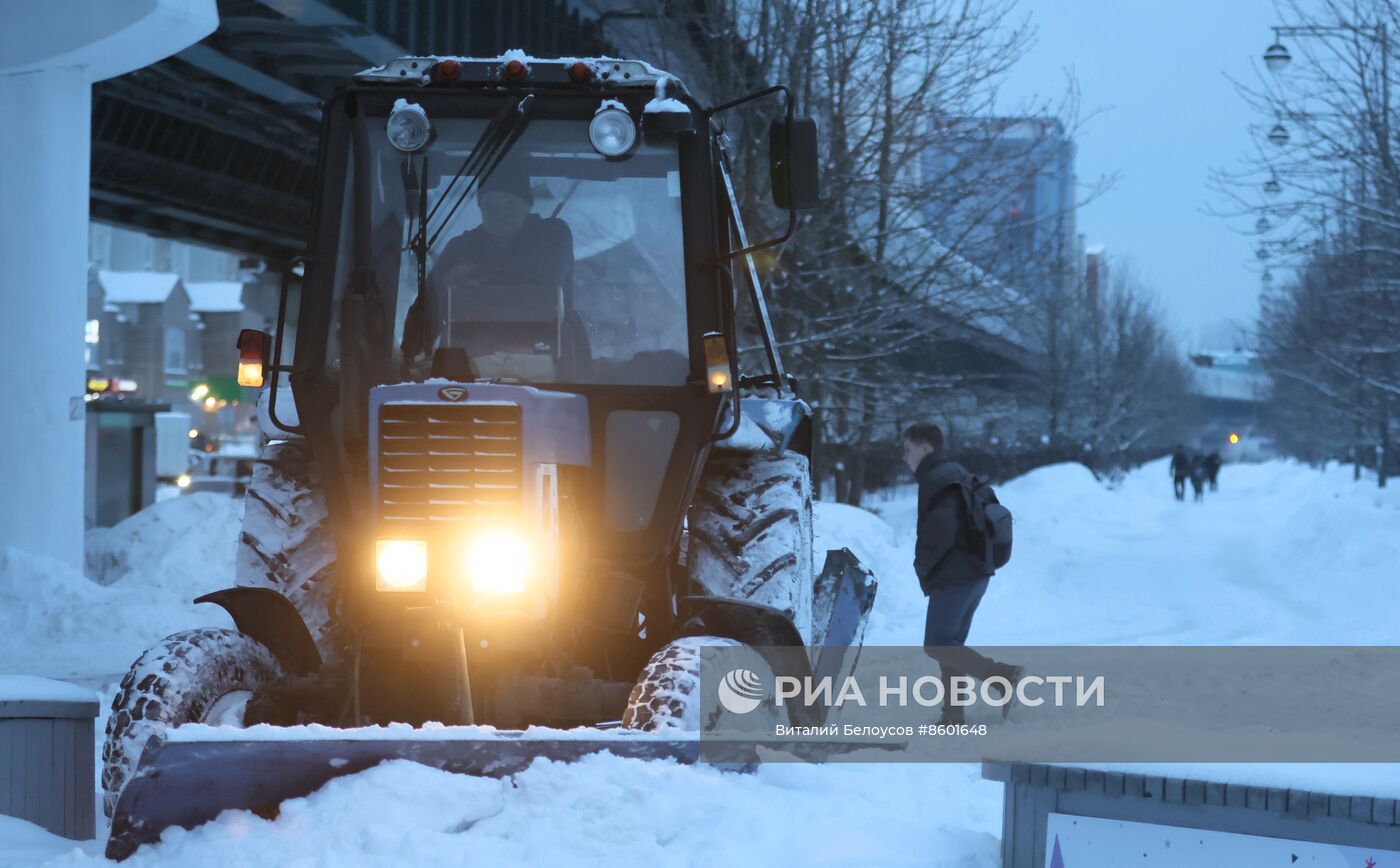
[0,1,217,568]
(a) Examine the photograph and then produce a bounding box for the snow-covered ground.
[861,458,1400,647]
[3,458,1399,866]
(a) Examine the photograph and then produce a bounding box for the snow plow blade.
[106,731,768,860]
[812,547,878,650]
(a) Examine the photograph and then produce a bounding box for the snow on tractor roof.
[355,52,683,92]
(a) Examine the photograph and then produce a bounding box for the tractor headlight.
[589,106,637,158]
[465,530,531,594]
[376,539,428,592]
[386,101,433,153]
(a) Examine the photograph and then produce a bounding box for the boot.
[987,663,1026,719]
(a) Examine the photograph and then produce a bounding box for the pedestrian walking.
[1189,454,1208,502]
[903,423,1020,724]
[1205,452,1222,491]
[1170,445,1191,501]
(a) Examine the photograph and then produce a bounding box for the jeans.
[923,576,990,646]
[923,577,1005,719]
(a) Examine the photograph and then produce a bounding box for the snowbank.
[0,816,96,865]
[86,493,242,587]
[6,458,1400,865]
[865,458,1400,647]
[1,493,240,679]
[47,759,998,868]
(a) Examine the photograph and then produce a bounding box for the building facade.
[922,117,1079,304]
[86,224,266,446]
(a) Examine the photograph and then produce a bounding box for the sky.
[998,0,1282,346]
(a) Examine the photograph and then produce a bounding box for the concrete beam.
[253,0,405,64]
[175,43,321,118]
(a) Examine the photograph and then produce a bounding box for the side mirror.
[236,329,271,387]
[770,116,820,211]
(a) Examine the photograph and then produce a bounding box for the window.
[164,327,187,374]
[332,113,690,388]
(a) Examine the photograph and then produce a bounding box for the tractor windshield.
[329,112,690,388]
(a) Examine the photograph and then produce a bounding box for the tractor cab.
[247,54,820,629]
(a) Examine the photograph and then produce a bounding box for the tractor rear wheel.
[237,440,339,657]
[687,450,814,640]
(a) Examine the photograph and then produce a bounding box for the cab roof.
[354,51,685,92]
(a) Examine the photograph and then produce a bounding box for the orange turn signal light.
[236,329,271,389]
[703,333,733,394]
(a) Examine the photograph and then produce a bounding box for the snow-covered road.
[4,458,1398,866]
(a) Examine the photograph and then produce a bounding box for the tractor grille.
[378,403,523,523]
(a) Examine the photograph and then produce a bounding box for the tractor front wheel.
[101,628,282,818]
[622,636,742,731]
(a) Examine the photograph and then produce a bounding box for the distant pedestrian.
[1205,452,1222,491]
[1189,455,1208,502]
[903,423,1021,724]
[1170,445,1191,501]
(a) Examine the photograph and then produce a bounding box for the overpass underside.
[91,0,607,258]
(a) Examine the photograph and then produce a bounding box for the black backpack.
[953,474,1013,575]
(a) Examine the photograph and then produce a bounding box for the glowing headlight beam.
[376,539,428,592]
[466,531,531,594]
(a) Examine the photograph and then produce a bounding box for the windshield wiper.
[403,94,535,375]
[409,94,535,274]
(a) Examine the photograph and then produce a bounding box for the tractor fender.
[677,595,804,647]
[257,387,303,440]
[714,396,812,456]
[677,595,821,726]
[677,596,811,675]
[195,587,322,676]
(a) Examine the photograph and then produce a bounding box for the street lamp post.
[1265,23,1391,167]
[1266,21,1394,488]
[1264,41,1292,71]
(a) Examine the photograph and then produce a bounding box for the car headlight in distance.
[466,530,531,594]
[386,101,432,152]
[589,107,636,158]
[377,539,428,592]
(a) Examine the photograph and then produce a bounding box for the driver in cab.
[402,161,575,377]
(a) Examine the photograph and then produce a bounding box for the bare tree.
[1079,264,1193,455]
[1257,244,1397,479]
[1214,0,1400,485]
[594,0,1109,502]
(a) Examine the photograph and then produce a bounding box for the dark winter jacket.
[912,453,988,595]
[1170,450,1191,479]
[402,214,575,358]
